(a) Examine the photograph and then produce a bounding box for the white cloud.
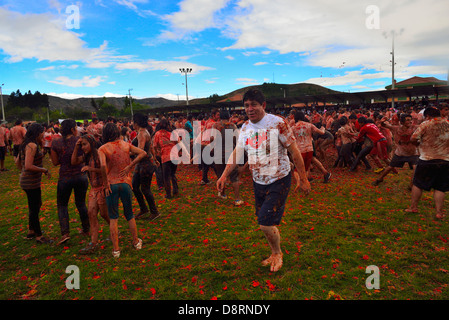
[48,92,127,99]
[113,0,157,17]
[156,93,185,101]
[236,78,259,86]
[230,0,448,71]
[49,76,107,88]
[162,0,448,76]
[160,0,231,40]
[254,62,267,66]
[37,66,56,71]
[114,59,213,74]
[225,55,235,60]
[0,8,108,63]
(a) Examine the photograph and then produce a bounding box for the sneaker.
[218,192,227,199]
[234,200,244,206]
[324,172,331,183]
[112,250,120,258]
[80,242,99,254]
[25,232,36,240]
[58,234,70,245]
[133,238,143,250]
[135,210,149,220]
[148,212,161,221]
[199,180,208,185]
[372,179,382,186]
[36,236,54,244]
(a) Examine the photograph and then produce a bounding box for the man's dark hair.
[399,113,412,124]
[423,107,440,118]
[242,89,265,105]
[133,113,148,128]
[357,116,367,125]
[339,116,348,126]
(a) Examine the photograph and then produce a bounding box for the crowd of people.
[1,91,448,271]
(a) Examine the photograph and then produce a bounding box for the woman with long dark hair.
[50,119,90,245]
[15,123,52,244]
[131,113,160,221]
[71,134,110,254]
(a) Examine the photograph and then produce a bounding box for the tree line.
[4,90,150,123]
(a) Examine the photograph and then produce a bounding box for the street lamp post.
[0,84,5,123]
[391,32,395,109]
[179,68,192,106]
[128,89,133,117]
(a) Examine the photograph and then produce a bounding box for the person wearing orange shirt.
[98,122,147,258]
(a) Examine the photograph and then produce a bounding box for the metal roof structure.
[143,85,449,115]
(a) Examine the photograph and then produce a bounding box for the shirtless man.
[10,119,27,161]
[217,89,311,272]
[0,124,9,171]
[86,117,102,141]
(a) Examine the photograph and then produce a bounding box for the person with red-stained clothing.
[217,89,311,273]
[350,116,387,171]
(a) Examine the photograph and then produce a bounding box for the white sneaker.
[112,250,120,258]
[134,238,143,250]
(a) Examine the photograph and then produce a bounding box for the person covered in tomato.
[217,89,311,273]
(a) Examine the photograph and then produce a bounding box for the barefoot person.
[10,119,27,161]
[217,89,311,272]
[15,123,52,244]
[406,107,449,219]
[98,123,147,258]
[71,134,110,254]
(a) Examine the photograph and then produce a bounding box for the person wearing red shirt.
[153,119,179,199]
[350,116,386,171]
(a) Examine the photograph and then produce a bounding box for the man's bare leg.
[434,190,446,219]
[260,225,283,272]
[406,185,422,213]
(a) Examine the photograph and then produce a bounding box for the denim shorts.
[106,183,134,221]
[253,172,292,226]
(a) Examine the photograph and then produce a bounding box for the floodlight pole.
[129,89,133,117]
[391,32,395,109]
[180,68,192,106]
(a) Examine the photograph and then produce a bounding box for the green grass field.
[0,152,448,300]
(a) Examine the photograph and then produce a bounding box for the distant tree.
[90,98,98,110]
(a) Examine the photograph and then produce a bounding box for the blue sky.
[0,0,448,101]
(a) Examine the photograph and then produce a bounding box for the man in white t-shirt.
[217,89,311,272]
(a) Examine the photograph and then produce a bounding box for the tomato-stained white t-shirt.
[237,113,296,185]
